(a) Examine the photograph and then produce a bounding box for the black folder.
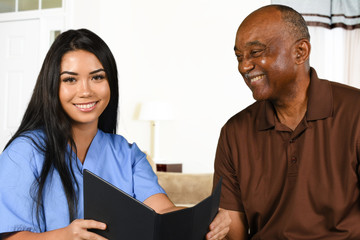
[83,169,221,240]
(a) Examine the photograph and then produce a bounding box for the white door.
[0,19,40,150]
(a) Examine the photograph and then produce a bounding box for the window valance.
[272,0,360,30]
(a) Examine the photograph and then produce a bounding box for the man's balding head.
[234,4,311,102]
[242,5,310,42]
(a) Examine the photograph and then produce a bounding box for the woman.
[0,29,229,240]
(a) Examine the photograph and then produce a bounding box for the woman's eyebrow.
[60,69,105,76]
[90,68,105,74]
[60,71,78,76]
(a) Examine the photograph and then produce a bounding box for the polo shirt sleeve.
[357,139,360,177]
[0,137,43,234]
[213,126,244,212]
[130,143,165,202]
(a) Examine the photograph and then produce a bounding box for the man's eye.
[235,54,243,62]
[251,49,263,57]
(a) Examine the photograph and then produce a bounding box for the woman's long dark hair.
[3,29,119,227]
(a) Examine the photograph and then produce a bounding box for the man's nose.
[238,57,255,74]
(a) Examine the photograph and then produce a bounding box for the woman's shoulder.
[0,129,45,177]
[99,130,134,147]
[1,129,46,164]
[98,130,143,155]
[5,129,46,152]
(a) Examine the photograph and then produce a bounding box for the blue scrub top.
[0,129,165,234]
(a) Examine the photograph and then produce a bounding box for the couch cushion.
[156,172,213,206]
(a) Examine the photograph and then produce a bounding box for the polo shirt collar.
[258,100,276,130]
[306,68,333,121]
[257,67,333,130]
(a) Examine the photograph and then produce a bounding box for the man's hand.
[206,208,231,240]
[224,210,248,240]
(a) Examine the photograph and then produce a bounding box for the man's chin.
[252,92,267,101]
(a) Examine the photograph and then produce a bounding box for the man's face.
[234,9,298,102]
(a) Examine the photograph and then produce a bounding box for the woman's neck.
[71,122,98,164]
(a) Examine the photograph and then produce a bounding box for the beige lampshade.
[139,101,174,121]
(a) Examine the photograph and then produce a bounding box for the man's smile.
[249,74,265,83]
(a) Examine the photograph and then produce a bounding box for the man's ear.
[294,39,311,65]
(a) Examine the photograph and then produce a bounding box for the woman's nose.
[78,79,92,97]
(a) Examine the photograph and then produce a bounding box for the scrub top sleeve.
[0,141,42,234]
[131,143,165,202]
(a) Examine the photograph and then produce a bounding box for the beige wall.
[70,0,271,173]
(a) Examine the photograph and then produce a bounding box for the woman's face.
[59,50,110,128]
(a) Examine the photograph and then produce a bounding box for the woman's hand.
[206,208,231,240]
[2,219,108,240]
[61,219,108,240]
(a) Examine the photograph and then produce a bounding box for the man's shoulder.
[329,80,360,99]
[224,100,265,128]
[331,83,360,122]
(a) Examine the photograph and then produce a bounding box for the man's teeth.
[76,102,96,109]
[250,75,264,83]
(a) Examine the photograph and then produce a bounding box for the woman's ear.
[294,39,311,65]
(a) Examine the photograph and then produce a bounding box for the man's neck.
[272,73,310,131]
[273,98,308,130]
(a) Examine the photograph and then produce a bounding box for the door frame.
[0,0,70,64]
[0,1,70,150]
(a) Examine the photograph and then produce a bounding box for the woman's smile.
[74,101,99,112]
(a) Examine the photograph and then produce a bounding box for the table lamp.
[139,101,174,164]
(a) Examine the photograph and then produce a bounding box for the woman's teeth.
[75,102,96,109]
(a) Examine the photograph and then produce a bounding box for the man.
[213,4,360,240]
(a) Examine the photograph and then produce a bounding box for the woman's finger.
[79,219,107,230]
[67,219,108,240]
[82,230,109,240]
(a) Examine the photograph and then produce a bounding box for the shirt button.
[291,157,297,163]
[289,139,294,143]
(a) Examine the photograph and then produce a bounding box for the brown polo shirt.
[213,68,360,239]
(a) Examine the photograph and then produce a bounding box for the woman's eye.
[62,77,76,83]
[92,75,106,81]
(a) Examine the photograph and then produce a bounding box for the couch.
[147,156,214,206]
